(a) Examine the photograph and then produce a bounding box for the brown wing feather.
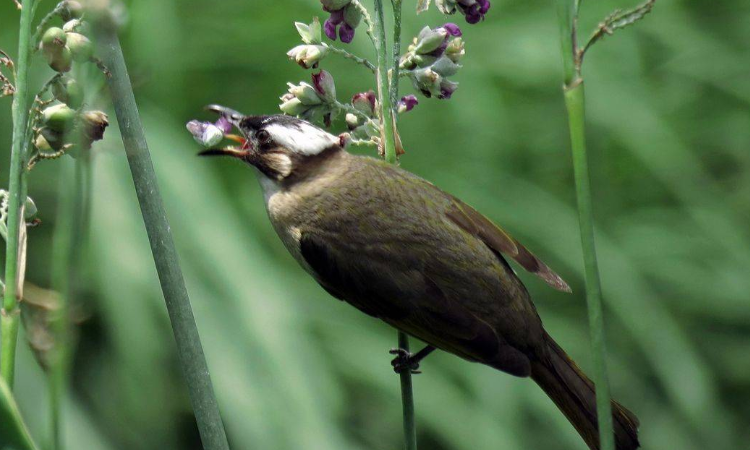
[446,197,572,293]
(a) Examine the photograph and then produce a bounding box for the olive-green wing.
[445,196,572,293]
[299,232,533,377]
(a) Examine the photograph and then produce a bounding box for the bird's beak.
[205,104,244,127]
[198,147,251,160]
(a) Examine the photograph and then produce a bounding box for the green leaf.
[0,378,41,450]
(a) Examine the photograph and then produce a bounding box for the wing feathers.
[447,198,572,293]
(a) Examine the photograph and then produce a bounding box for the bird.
[199,105,640,450]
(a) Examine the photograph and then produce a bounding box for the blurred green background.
[1,0,749,449]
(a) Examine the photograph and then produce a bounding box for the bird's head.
[199,105,343,182]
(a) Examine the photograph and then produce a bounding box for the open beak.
[205,104,244,125]
[198,147,251,160]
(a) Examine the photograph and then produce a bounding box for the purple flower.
[324,9,344,40]
[460,0,490,24]
[339,23,355,43]
[322,3,361,43]
[442,23,462,37]
[438,80,458,99]
[397,95,419,113]
[214,116,233,134]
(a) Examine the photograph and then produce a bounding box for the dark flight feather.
[446,197,572,293]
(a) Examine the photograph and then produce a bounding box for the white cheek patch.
[264,153,293,179]
[265,122,338,156]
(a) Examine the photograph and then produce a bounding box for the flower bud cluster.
[279,70,337,126]
[436,0,491,24]
[345,91,380,141]
[288,18,329,69]
[35,103,109,156]
[320,0,362,44]
[40,19,94,73]
[401,24,464,99]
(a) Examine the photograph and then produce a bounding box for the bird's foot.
[389,346,436,375]
[389,348,422,374]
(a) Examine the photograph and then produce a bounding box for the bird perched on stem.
[195,106,640,450]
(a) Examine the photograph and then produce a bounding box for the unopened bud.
[40,127,66,151]
[65,33,93,62]
[279,96,309,116]
[41,27,67,52]
[411,67,441,97]
[351,91,376,117]
[343,3,362,28]
[287,44,328,69]
[445,37,465,63]
[311,70,336,102]
[438,79,458,99]
[431,56,461,77]
[345,113,359,130]
[46,47,73,73]
[186,120,224,148]
[320,0,351,11]
[52,77,84,108]
[24,198,38,221]
[61,1,85,21]
[414,26,448,54]
[288,82,323,106]
[63,19,83,33]
[34,134,53,152]
[42,104,77,132]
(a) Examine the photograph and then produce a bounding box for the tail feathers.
[530,332,640,450]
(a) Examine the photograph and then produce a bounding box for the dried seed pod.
[81,110,109,143]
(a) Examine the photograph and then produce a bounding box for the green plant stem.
[94,22,230,450]
[48,161,73,450]
[374,2,417,449]
[323,44,376,73]
[0,377,41,450]
[31,1,68,51]
[397,332,417,450]
[2,0,38,389]
[556,1,614,449]
[372,0,397,163]
[389,0,402,108]
[48,154,90,450]
[351,0,376,44]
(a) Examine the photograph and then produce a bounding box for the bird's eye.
[256,129,271,144]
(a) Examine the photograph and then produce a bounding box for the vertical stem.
[2,0,37,388]
[375,1,417,448]
[94,22,230,450]
[556,2,614,450]
[49,162,72,450]
[372,0,397,164]
[49,154,89,450]
[389,0,402,108]
[397,332,417,450]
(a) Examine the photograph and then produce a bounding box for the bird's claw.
[389,348,422,374]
